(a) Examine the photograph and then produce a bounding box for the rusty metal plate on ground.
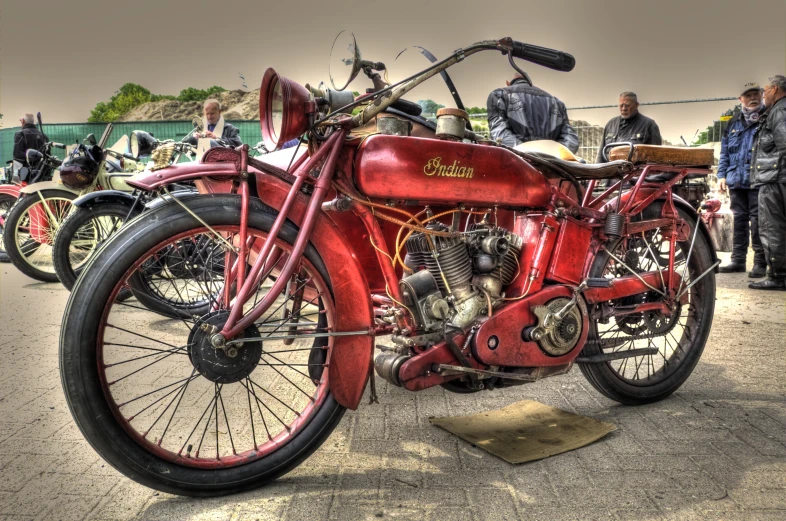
[429,400,616,464]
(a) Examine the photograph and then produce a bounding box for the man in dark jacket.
[13,113,48,165]
[717,83,767,277]
[185,99,242,148]
[749,75,786,291]
[597,92,662,163]
[487,73,579,153]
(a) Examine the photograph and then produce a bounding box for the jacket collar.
[22,123,37,129]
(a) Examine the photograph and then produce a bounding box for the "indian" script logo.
[423,157,474,178]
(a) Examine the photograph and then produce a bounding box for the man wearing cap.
[487,72,579,152]
[597,92,662,163]
[717,83,767,277]
[749,75,786,291]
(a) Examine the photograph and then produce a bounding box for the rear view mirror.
[192,117,204,131]
[86,134,97,146]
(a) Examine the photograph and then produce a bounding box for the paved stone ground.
[0,251,784,521]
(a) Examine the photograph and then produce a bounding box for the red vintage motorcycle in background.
[59,33,718,496]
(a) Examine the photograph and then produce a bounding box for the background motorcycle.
[0,140,66,262]
[2,125,135,282]
[51,128,198,293]
[60,33,717,496]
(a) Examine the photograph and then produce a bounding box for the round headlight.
[259,68,310,151]
[130,130,157,158]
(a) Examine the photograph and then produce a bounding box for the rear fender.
[255,173,374,411]
[73,190,136,209]
[602,188,718,271]
[0,184,21,199]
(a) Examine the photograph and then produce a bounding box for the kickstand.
[368,361,379,405]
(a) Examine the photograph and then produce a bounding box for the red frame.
[127,130,712,410]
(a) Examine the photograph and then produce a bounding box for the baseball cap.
[740,82,762,96]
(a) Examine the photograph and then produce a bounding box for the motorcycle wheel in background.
[0,193,17,262]
[60,195,343,496]
[52,203,137,300]
[3,190,77,282]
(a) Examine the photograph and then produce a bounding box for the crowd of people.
[488,74,786,291]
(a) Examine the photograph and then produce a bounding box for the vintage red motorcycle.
[59,33,718,496]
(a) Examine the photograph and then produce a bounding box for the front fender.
[144,189,199,211]
[73,190,136,209]
[19,181,81,195]
[127,159,375,409]
[126,162,239,191]
[255,173,374,411]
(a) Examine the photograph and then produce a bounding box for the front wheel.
[2,189,77,282]
[579,202,715,405]
[60,195,345,496]
[52,203,134,290]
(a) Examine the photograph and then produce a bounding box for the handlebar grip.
[123,153,137,161]
[52,142,66,150]
[509,40,575,72]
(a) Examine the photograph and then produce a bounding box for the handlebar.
[503,38,575,72]
[51,142,66,150]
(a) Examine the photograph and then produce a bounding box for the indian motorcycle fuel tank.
[354,135,552,208]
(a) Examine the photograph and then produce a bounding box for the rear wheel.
[579,203,715,405]
[60,195,345,496]
[2,189,77,282]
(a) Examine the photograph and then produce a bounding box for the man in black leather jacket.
[749,75,786,291]
[13,114,48,164]
[597,92,662,163]
[487,73,579,153]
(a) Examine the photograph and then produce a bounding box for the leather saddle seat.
[609,144,714,167]
[609,145,714,182]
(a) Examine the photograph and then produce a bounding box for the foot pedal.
[586,278,612,288]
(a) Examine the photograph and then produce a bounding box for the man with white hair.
[13,113,48,164]
[186,99,242,148]
[597,92,662,163]
[749,75,786,291]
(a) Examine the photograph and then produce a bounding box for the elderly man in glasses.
[749,75,786,291]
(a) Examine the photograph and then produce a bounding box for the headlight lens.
[259,68,310,151]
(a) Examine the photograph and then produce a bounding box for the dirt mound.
[118,89,260,122]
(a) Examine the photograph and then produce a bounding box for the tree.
[88,83,155,122]
[417,99,444,115]
[177,86,226,103]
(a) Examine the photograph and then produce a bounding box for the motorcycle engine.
[399,222,522,337]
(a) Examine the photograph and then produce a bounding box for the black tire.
[53,203,135,291]
[579,202,715,405]
[0,193,18,263]
[3,189,77,282]
[60,194,346,496]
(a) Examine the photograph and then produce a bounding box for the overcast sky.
[1,0,784,142]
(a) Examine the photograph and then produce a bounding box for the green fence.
[0,120,263,165]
